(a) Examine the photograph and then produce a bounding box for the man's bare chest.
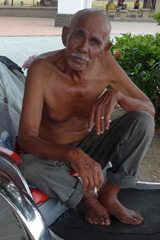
[44,79,107,122]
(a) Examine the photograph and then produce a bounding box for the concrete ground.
[0,17,159,37]
[0,16,159,182]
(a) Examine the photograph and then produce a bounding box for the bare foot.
[83,192,111,226]
[99,184,144,225]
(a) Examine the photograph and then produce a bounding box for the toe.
[132,217,144,225]
[134,211,144,220]
[132,216,144,225]
[88,217,98,225]
[105,218,111,226]
[87,217,93,224]
[99,216,111,226]
[133,211,144,224]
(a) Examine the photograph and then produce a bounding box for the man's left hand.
[88,90,120,134]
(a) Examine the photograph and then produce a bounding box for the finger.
[88,108,95,132]
[86,176,95,192]
[93,172,104,190]
[92,172,100,189]
[104,103,114,129]
[97,171,104,190]
[81,176,89,192]
[95,109,101,135]
[90,164,104,190]
[100,114,105,134]
[105,117,111,130]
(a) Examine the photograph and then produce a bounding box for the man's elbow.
[150,108,156,117]
[17,135,28,152]
[134,100,155,117]
[147,101,156,116]
[17,134,35,153]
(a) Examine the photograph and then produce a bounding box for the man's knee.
[20,155,43,183]
[128,111,155,137]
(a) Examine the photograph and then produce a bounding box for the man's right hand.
[69,148,104,192]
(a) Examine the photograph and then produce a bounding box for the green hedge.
[153,12,160,25]
[111,33,160,127]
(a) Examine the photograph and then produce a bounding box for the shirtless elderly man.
[18,9,155,226]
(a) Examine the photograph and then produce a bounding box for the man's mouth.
[70,52,89,62]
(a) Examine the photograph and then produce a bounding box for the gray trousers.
[20,111,155,208]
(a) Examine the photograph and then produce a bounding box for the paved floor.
[0,17,159,36]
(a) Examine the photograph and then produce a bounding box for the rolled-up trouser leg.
[106,111,155,186]
[20,155,83,208]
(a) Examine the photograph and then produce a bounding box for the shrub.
[111,33,160,127]
[153,12,160,25]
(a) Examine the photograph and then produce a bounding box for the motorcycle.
[0,57,160,240]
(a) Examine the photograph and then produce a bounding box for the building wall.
[0,6,57,18]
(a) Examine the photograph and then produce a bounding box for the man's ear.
[62,26,69,46]
[105,42,113,51]
[98,42,113,58]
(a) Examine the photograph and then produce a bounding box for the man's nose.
[79,40,89,52]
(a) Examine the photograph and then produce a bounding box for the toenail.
[106,220,110,225]
[89,218,93,224]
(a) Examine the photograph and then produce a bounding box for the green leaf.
[112,33,160,126]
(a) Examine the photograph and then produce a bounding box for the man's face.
[65,14,109,72]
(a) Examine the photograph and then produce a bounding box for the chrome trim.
[0,154,52,239]
[0,175,52,240]
[0,155,32,197]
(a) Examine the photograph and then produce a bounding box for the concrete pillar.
[83,0,93,8]
[155,0,160,13]
[58,0,83,14]
[120,10,127,20]
[143,9,150,19]
[58,0,92,14]
[55,0,93,27]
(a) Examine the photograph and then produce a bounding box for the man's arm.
[89,54,155,134]
[109,56,155,115]
[18,59,75,160]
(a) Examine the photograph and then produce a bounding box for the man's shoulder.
[32,49,65,71]
[39,49,65,61]
[29,49,64,71]
[102,52,118,70]
[101,51,126,83]
[29,57,52,74]
[27,49,66,85]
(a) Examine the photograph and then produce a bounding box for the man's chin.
[69,62,88,72]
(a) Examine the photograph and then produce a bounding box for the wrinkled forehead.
[70,11,111,39]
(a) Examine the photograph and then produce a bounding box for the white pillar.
[58,0,92,14]
[83,0,93,8]
[155,0,160,13]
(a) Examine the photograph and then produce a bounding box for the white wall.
[155,0,160,12]
[58,0,92,14]
[58,0,83,14]
[83,0,92,8]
